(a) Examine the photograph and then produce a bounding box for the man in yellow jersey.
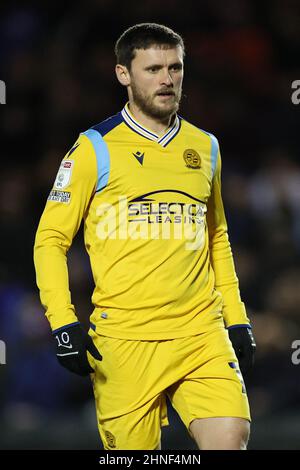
[34,23,256,450]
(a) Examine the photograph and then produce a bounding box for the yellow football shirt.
[34,103,250,339]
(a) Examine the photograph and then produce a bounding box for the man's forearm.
[34,241,78,330]
[209,229,249,327]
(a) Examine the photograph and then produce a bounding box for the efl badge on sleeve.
[54,160,74,189]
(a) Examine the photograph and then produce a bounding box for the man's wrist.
[227,324,251,330]
[52,321,81,335]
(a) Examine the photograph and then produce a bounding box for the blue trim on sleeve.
[52,321,80,335]
[198,128,219,178]
[81,129,110,193]
[209,133,219,178]
[90,322,96,332]
[227,324,251,330]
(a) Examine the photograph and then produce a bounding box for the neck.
[128,100,174,135]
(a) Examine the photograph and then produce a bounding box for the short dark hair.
[115,23,185,70]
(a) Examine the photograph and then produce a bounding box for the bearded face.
[127,46,184,121]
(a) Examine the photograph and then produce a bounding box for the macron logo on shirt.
[132,151,145,166]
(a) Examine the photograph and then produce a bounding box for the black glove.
[228,326,256,375]
[53,323,102,376]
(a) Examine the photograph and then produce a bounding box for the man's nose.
[160,69,173,86]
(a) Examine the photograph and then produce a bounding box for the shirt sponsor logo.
[48,190,71,204]
[95,190,207,250]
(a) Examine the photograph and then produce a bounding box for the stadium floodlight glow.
[0,80,6,104]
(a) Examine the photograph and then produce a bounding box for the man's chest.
[103,137,213,204]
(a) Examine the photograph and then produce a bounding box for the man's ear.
[115,64,131,86]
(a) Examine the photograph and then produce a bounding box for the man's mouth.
[156,91,175,96]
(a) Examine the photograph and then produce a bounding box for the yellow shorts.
[87,326,251,450]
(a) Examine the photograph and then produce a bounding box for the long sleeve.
[33,133,97,331]
[206,145,250,328]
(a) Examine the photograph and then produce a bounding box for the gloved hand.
[228,326,256,375]
[53,323,102,376]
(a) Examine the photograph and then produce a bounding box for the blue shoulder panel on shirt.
[92,112,123,137]
[81,113,123,192]
[209,133,219,178]
[81,129,110,193]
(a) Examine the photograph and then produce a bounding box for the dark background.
[0,0,300,449]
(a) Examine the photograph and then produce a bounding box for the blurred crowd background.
[0,0,300,449]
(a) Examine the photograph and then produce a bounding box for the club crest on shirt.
[104,430,116,448]
[54,160,74,189]
[183,149,201,169]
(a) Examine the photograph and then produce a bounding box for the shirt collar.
[121,102,181,148]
